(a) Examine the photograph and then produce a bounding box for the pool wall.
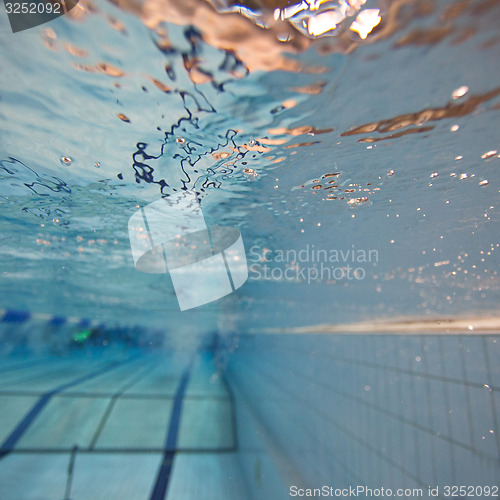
[226,334,500,498]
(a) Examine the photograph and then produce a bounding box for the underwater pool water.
[0,0,499,498]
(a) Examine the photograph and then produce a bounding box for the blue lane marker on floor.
[0,355,138,459]
[149,357,195,500]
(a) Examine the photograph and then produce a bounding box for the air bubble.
[452,86,469,99]
[60,156,72,166]
[117,113,130,123]
[94,162,101,168]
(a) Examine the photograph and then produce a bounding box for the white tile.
[178,398,234,450]
[414,427,436,486]
[17,396,109,449]
[0,453,69,500]
[483,337,500,388]
[400,337,423,372]
[123,357,188,397]
[0,395,40,444]
[95,398,172,449]
[432,439,455,486]
[441,338,466,381]
[63,360,153,395]
[70,453,162,500]
[447,383,473,448]
[419,337,442,378]
[467,386,498,459]
[166,453,249,500]
[427,379,448,437]
[452,446,498,484]
[462,336,488,386]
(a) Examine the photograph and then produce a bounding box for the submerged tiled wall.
[226,334,500,499]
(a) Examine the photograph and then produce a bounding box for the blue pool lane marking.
[149,357,195,500]
[0,309,101,328]
[49,316,67,327]
[0,356,137,459]
[0,310,31,323]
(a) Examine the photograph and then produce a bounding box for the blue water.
[0,0,498,333]
[0,0,499,498]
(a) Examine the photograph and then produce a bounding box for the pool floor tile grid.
[0,351,236,453]
[165,453,250,500]
[16,396,112,449]
[0,395,41,444]
[0,452,70,500]
[93,397,173,450]
[70,453,165,500]
[226,334,500,497]
[0,452,248,500]
[0,350,245,499]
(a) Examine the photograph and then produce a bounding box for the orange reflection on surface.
[342,86,500,142]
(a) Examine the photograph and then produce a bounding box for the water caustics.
[0,0,499,334]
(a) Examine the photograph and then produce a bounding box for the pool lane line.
[0,354,139,459]
[0,310,31,323]
[149,357,195,500]
[0,309,102,329]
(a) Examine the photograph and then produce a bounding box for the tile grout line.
[237,354,500,463]
[280,345,500,391]
[0,390,233,400]
[0,354,140,459]
[88,361,160,450]
[63,445,78,500]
